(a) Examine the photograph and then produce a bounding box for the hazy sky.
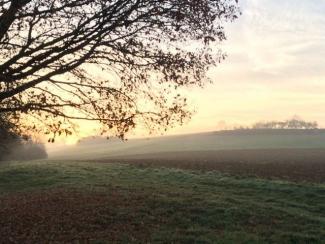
[57,0,325,143]
[166,0,325,135]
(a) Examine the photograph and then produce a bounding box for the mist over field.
[48,129,325,160]
[3,128,325,242]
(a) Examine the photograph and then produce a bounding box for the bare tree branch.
[0,0,239,139]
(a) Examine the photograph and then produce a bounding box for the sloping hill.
[48,129,325,160]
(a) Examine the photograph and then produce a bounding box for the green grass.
[0,161,324,243]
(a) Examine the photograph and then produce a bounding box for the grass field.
[0,160,324,243]
[101,149,325,183]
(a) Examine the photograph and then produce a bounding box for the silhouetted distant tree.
[0,113,20,149]
[0,114,47,160]
[0,0,239,140]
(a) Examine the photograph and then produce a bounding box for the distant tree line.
[252,118,318,130]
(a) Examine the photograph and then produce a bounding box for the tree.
[0,113,21,148]
[0,0,239,140]
[0,114,47,160]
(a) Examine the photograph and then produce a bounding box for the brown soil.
[0,189,159,243]
[100,149,325,183]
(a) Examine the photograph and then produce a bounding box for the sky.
[57,0,325,143]
[165,0,325,135]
